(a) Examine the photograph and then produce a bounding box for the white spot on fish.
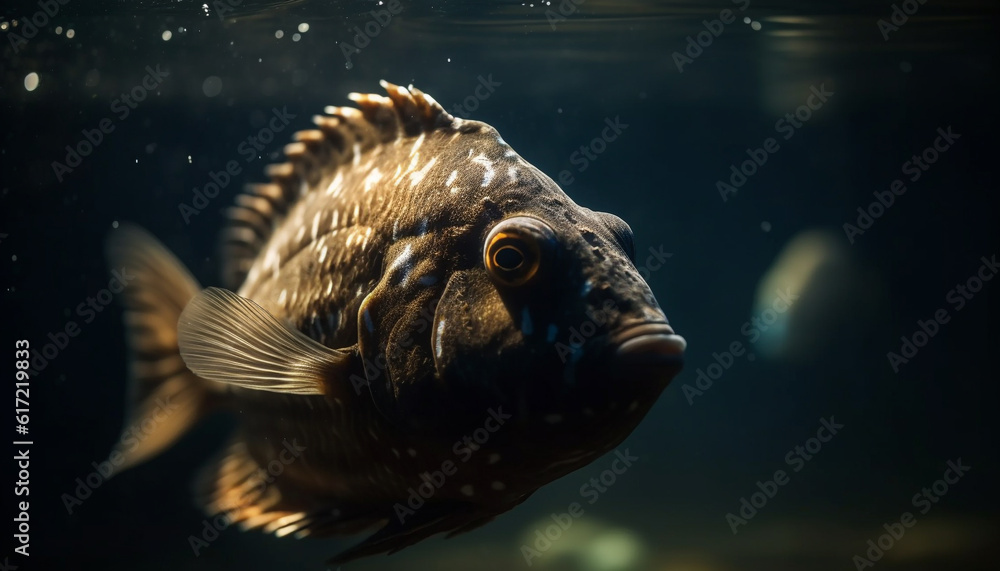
[410,133,424,156]
[392,219,399,241]
[446,170,457,187]
[435,320,446,358]
[491,481,506,491]
[326,171,344,195]
[496,135,507,146]
[504,149,517,158]
[319,245,328,264]
[363,167,383,192]
[404,152,420,176]
[581,280,594,296]
[388,243,414,286]
[546,324,558,342]
[521,307,533,336]
[326,279,334,295]
[279,289,288,304]
[352,142,361,166]
[361,227,372,250]
[264,248,281,272]
[407,448,417,457]
[311,212,321,240]
[460,484,474,497]
[409,156,438,187]
[473,154,494,187]
[331,209,339,228]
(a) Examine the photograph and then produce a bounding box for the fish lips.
[606,322,686,386]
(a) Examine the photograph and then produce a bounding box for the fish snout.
[609,322,686,383]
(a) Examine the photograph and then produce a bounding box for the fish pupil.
[494,245,524,270]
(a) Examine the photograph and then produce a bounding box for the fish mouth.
[611,322,686,368]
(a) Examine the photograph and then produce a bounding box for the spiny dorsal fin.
[220,81,459,289]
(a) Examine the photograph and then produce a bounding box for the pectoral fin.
[178,287,352,396]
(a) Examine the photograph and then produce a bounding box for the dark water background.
[2,0,998,569]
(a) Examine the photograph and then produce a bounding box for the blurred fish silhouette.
[106,82,686,563]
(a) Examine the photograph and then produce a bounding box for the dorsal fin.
[220,81,460,289]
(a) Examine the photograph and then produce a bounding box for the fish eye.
[484,216,556,287]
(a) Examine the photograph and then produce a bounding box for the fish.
[105,81,686,564]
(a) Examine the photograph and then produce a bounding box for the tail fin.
[105,224,218,474]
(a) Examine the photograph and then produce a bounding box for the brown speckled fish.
[106,81,686,563]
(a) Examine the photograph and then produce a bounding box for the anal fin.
[196,438,383,538]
